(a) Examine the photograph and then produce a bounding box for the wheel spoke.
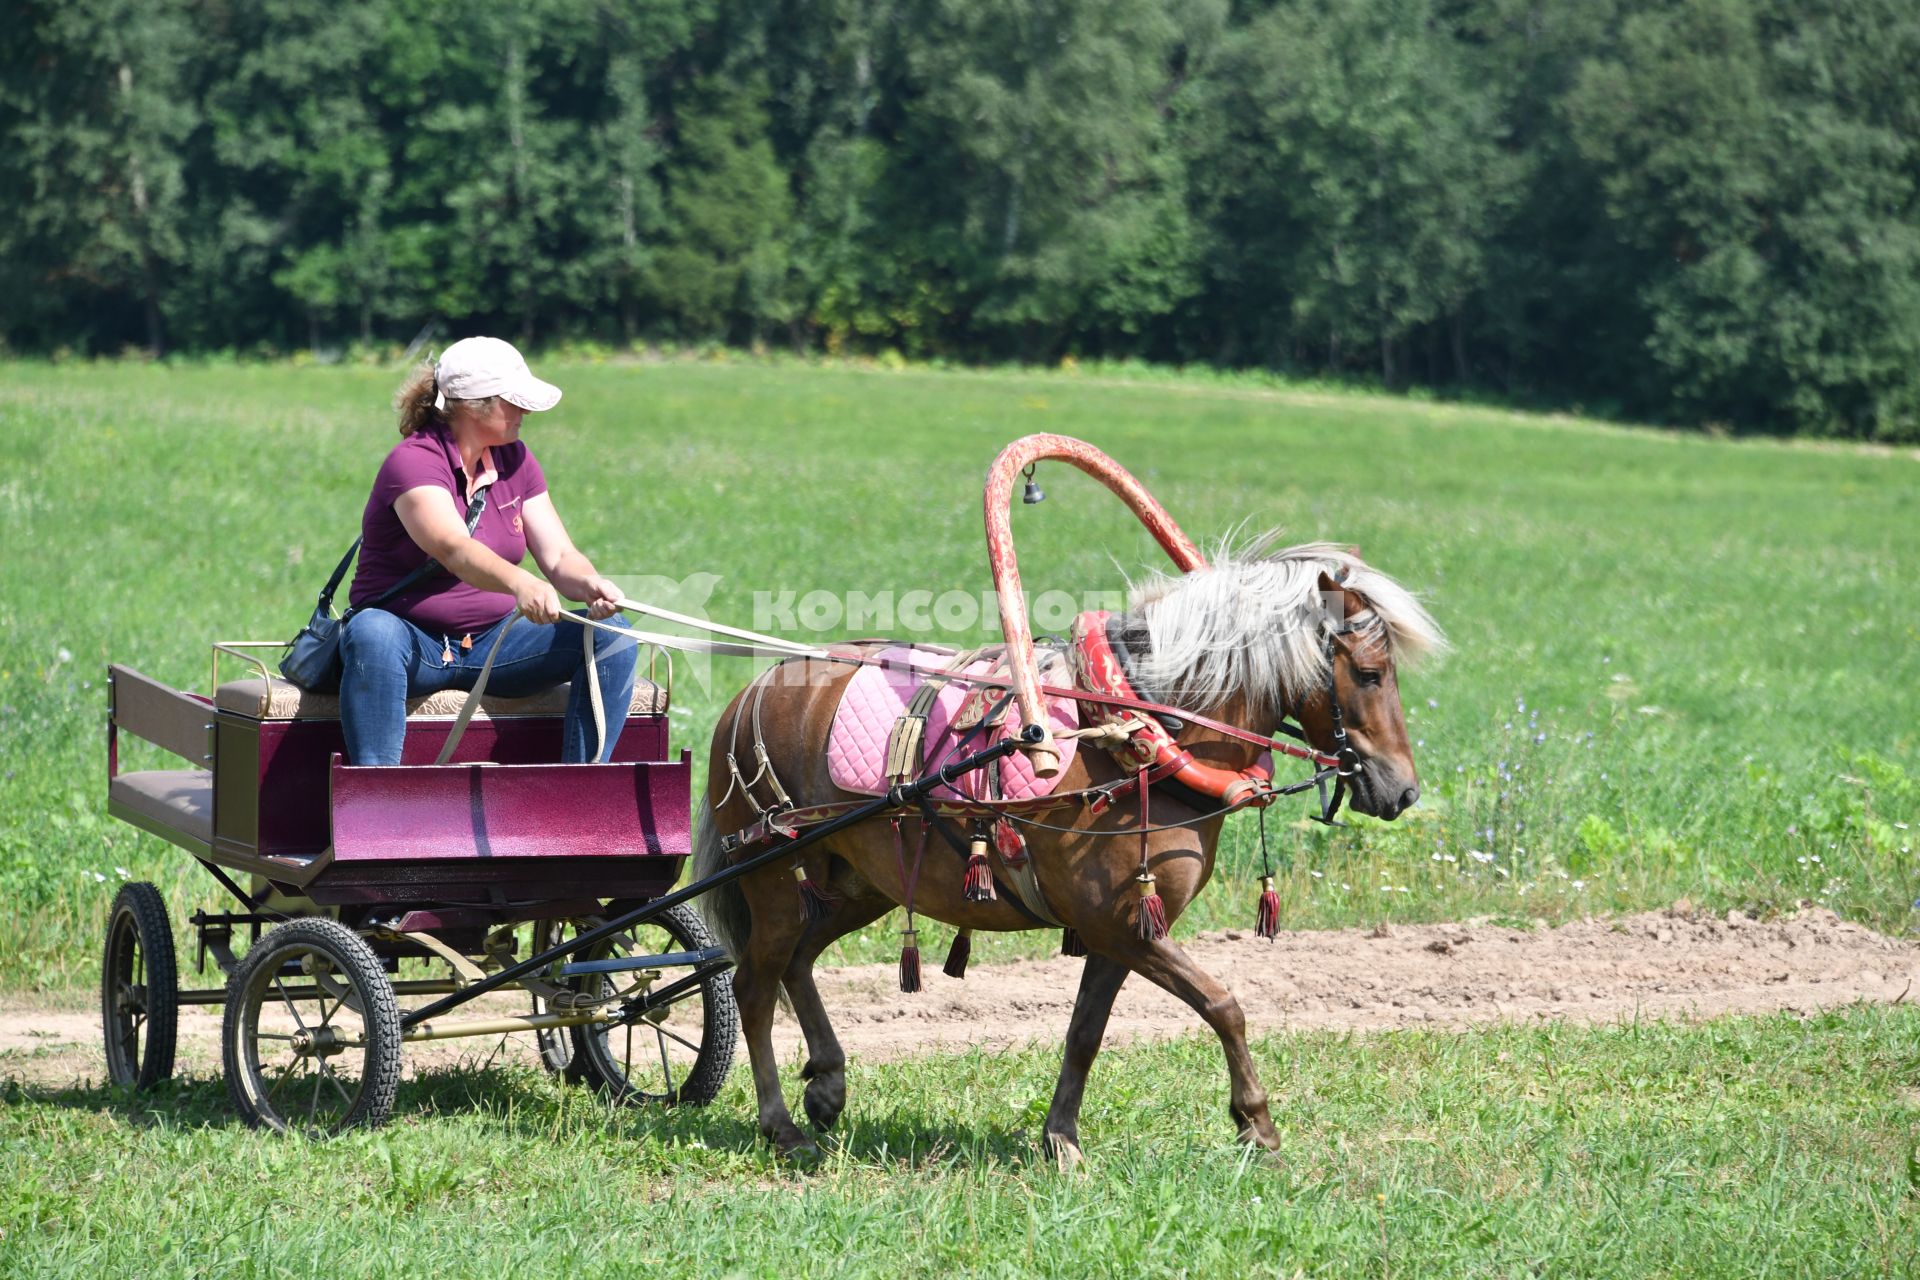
[265,1057,302,1105]
[654,1027,676,1099]
[318,989,347,1031]
[253,1032,296,1042]
[654,1023,704,1057]
[273,975,310,1032]
[308,1063,325,1120]
[326,1065,355,1110]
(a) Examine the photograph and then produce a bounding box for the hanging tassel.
[963,824,997,902]
[1255,875,1281,940]
[1134,871,1169,942]
[792,863,835,923]
[992,817,1029,868]
[943,929,972,979]
[1060,927,1087,957]
[898,926,922,993]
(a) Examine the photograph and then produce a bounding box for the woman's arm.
[393,485,564,624]
[521,493,621,619]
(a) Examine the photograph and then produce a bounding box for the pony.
[691,536,1444,1164]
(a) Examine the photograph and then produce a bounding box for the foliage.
[3,0,1920,435]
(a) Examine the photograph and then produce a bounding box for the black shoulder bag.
[279,486,492,692]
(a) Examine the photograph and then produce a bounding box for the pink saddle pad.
[827,647,1080,800]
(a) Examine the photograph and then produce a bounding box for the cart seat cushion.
[109,770,213,845]
[214,676,667,721]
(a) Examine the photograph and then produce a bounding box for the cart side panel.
[217,712,670,859]
[316,751,691,905]
[108,666,213,765]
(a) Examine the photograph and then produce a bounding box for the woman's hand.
[584,575,622,621]
[514,573,564,625]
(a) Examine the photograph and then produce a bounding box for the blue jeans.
[338,608,639,765]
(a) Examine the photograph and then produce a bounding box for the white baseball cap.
[433,336,562,412]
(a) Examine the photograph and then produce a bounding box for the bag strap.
[315,538,362,613]
[341,484,492,622]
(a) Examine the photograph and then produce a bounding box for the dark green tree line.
[4,0,1918,439]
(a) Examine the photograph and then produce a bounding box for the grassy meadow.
[1,356,1916,981]
[1,356,1918,1276]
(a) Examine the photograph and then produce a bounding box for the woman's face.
[454,396,526,448]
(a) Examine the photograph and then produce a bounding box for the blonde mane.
[1121,534,1447,723]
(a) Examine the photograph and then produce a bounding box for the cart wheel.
[571,903,737,1106]
[527,919,584,1081]
[101,882,178,1090]
[222,918,401,1135]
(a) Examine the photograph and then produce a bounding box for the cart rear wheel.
[223,918,401,1135]
[101,882,178,1090]
[572,903,737,1106]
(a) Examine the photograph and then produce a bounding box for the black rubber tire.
[101,882,178,1090]
[222,918,402,1135]
[571,902,738,1107]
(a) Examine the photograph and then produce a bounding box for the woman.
[339,336,637,765]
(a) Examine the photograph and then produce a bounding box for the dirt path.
[6,907,1916,1090]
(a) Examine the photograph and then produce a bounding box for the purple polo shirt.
[347,426,548,636]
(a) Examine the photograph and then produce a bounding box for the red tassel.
[992,817,1028,867]
[963,827,997,902]
[1255,875,1281,940]
[1060,927,1087,957]
[793,864,836,923]
[899,928,922,993]
[1135,872,1168,942]
[943,930,971,979]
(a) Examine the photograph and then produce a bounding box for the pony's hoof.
[1041,1132,1085,1172]
[803,1078,845,1132]
[765,1122,823,1165]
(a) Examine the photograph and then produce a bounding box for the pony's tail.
[691,795,750,961]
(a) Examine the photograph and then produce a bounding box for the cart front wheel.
[222,918,401,1135]
[101,882,178,1090]
[571,903,737,1107]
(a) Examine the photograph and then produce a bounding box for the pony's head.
[1123,536,1447,820]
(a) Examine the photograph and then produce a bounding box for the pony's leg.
[784,891,893,1133]
[1109,937,1281,1149]
[1040,953,1130,1169]
[729,868,817,1157]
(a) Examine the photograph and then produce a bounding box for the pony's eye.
[1355,668,1384,688]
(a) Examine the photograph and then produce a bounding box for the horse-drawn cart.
[102,640,1033,1135]
[100,644,744,1131]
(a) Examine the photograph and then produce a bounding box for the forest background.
[6,0,1920,441]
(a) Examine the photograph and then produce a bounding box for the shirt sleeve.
[370,436,456,511]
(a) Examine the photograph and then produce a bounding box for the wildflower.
[1571,880,1586,891]
[1340,883,1351,890]
[114,866,130,878]
[1797,856,1808,865]
[1811,855,1821,863]
[1310,870,1323,879]
[56,647,73,664]
[1534,733,1546,745]
[1428,698,1438,708]
[90,871,105,883]
[1468,850,1494,864]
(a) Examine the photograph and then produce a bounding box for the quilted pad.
[826,647,1080,800]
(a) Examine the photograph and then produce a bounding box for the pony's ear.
[1345,544,1363,562]
[1317,569,1348,626]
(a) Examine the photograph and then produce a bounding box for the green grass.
[2,356,1916,984]
[4,1007,1917,1277]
